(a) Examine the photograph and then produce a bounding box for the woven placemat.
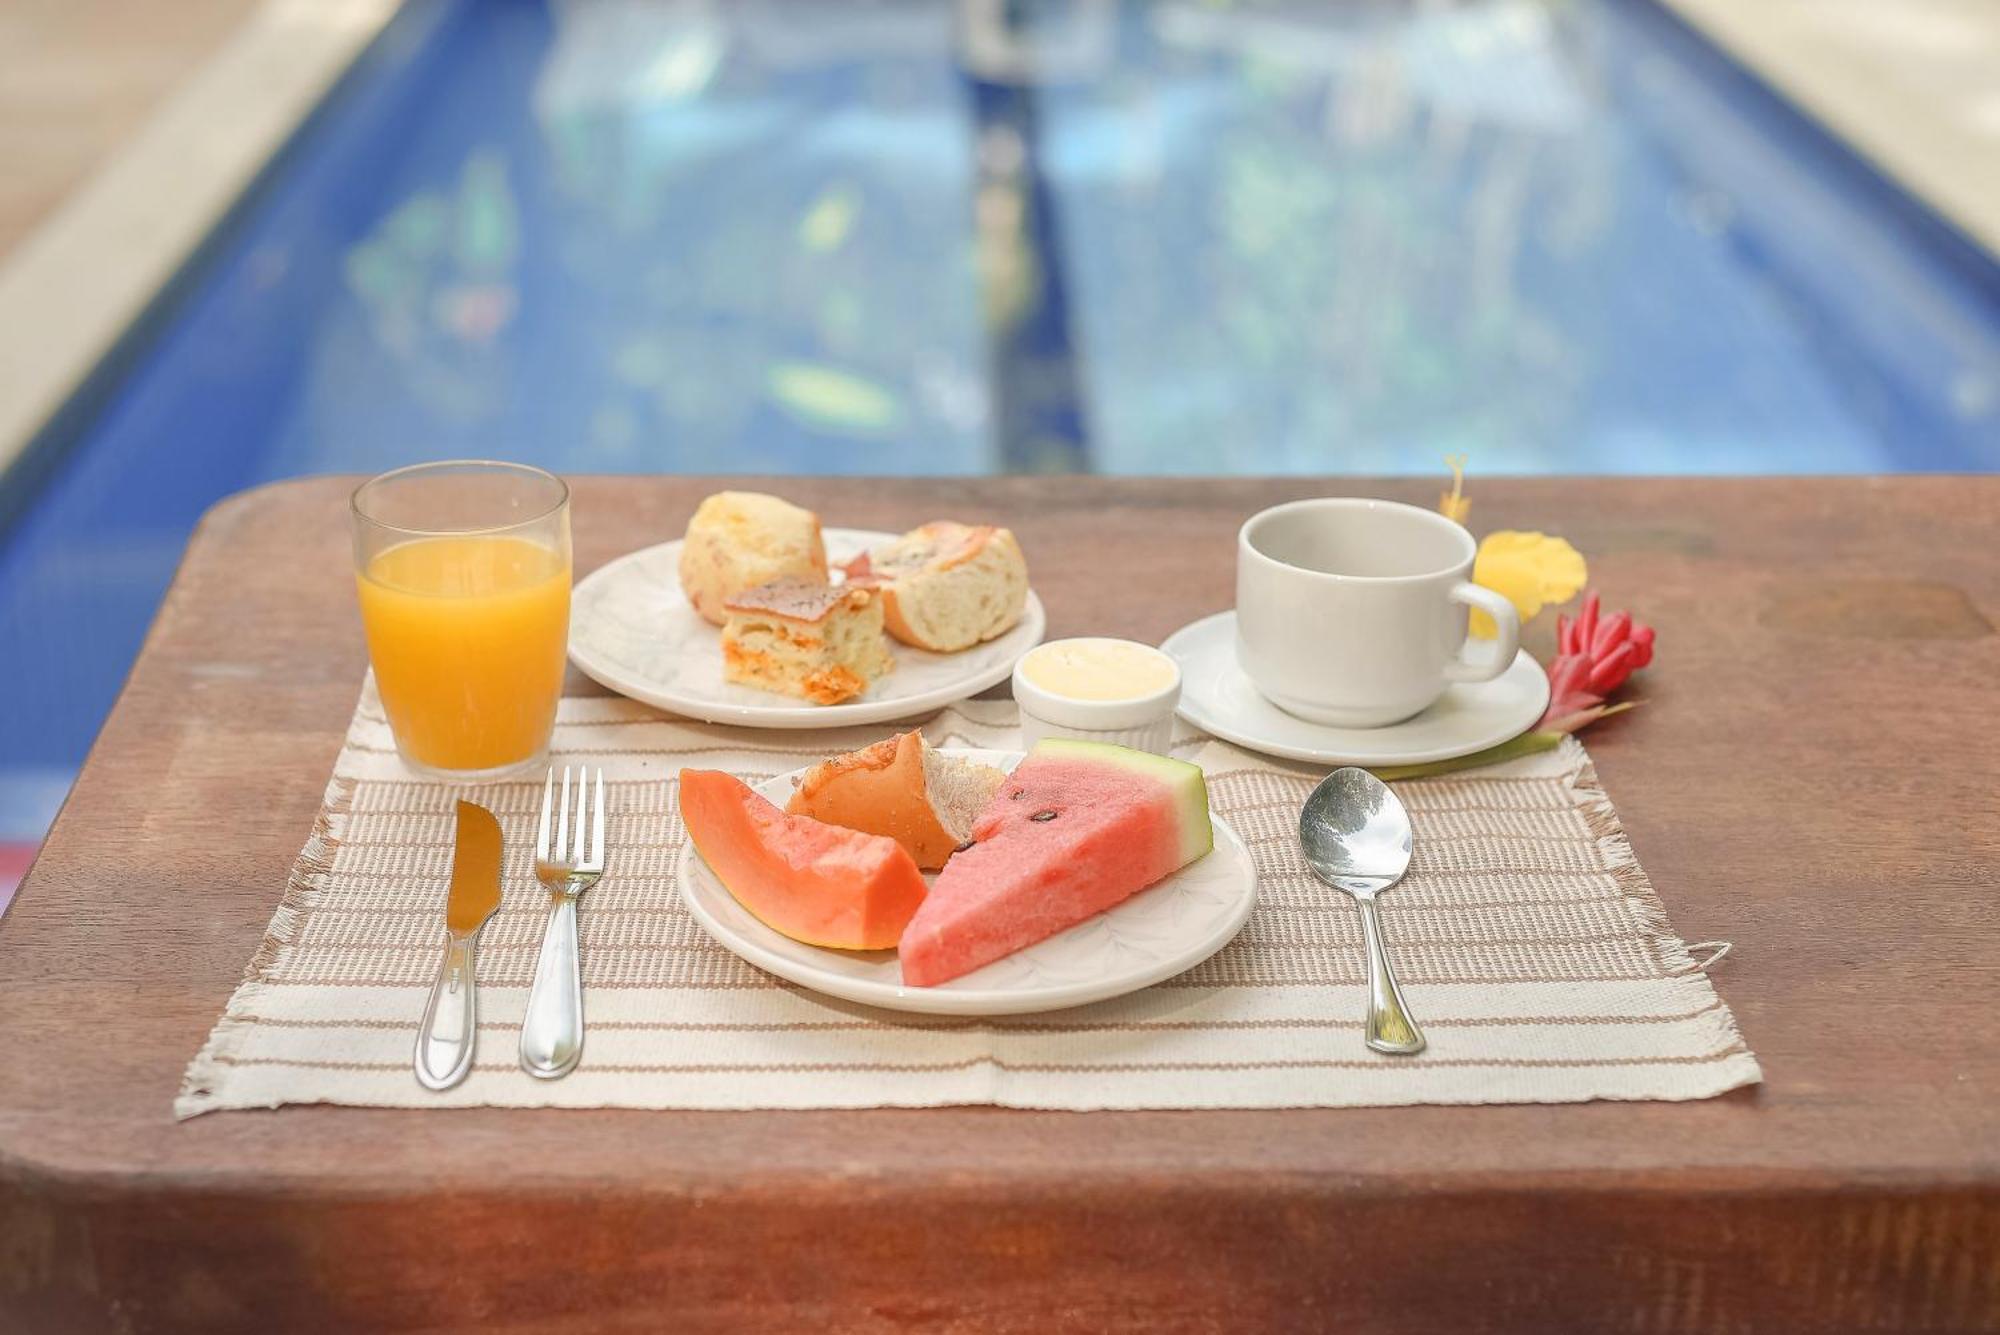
[178,686,1758,1116]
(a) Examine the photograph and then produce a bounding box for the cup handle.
[1444,583,1519,683]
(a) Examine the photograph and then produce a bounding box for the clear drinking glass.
[351,461,571,782]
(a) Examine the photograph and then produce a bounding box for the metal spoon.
[1299,767,1426,1055]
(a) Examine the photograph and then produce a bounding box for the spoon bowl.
[1299,767,1425,1055]
[1299,766,1414,896]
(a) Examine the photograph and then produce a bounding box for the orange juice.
[357,535,570,773]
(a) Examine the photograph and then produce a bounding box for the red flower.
[1541,592,1653,732]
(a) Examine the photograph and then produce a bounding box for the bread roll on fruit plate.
[570,524,1046,728]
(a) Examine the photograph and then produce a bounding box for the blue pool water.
[0,0,1997,845]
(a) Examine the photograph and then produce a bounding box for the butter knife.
[414,800,504,1091]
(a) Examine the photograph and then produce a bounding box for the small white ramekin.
[1012,638,1182,756]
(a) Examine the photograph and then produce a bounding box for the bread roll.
[846,522,1028,653]
[720,578,892,706]
[786,731,1006,869]
[679,491,828,626]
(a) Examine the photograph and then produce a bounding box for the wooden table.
[3,476,1996,1333]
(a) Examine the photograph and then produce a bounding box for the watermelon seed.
[1009,789,1027,800]
[1030,810,1058,822]
[953,839,976,854]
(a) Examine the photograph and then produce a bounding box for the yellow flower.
[1470,531,1588,638]
[1438,453,1471,524]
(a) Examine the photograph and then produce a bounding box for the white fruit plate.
[570,528,1046,728]
[674,750,1258,1016]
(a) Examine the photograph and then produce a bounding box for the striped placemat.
[176,685,1759,1116]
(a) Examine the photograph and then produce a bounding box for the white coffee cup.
[1235,498,1520,728]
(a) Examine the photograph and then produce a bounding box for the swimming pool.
[1,0,1997,854]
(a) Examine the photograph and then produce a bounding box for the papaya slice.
[679,768,928,950]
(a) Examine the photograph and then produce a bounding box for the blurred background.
[1,0,1997,904]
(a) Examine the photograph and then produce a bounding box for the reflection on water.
[310,0,990,474]
[1032,0,1989,471]
[342,148,522,409]
[307,0,1996,476]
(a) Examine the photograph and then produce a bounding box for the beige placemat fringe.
[178,685,1759,1117]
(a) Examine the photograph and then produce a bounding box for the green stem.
[1367,730,1564,782]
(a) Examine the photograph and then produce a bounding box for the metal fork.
[520,766,605,1079]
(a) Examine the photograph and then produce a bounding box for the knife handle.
[520,893,583,1079]
[414,931,481,1091]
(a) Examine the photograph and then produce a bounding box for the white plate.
[1161,610,1551,766]
[570,528,1046,728]
[674,750,1257,1016]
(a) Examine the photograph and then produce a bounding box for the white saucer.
[1160,611,1550,766]
[675,750,1257,1016]
[570,528,1045,729]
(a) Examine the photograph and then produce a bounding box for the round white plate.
[1161,610,1551,766]
[570,528,1046,728]
[674,750,1257,1015]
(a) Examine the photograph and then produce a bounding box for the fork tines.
[537,765,606,873]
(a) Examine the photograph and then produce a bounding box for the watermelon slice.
[898,739,1213,986]
[679,769,928,950]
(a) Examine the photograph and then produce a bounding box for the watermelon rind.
[1024,737,1213,867]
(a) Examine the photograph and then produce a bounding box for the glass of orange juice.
[351,461,571,781]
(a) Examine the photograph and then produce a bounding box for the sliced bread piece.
[785,731,1006,870]
[843,522,1028,653]
[720,578,892,706]
[679,491,829,626]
